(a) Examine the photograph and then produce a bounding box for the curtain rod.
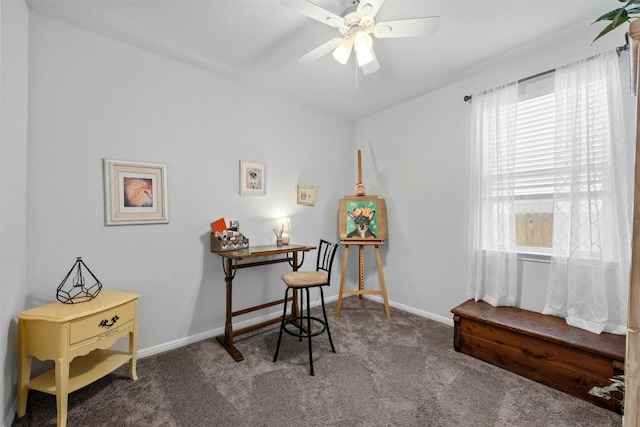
[463,44,629,103]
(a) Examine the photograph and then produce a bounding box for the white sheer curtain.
[467,84,519,306]
[542,50,631,335]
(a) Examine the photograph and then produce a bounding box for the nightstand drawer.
[70,300,136,345]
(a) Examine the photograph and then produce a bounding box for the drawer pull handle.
[99,315,119,328]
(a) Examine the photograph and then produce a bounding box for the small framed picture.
[103,159,169,226]
[239,160,266,196]
[296,185,316,206]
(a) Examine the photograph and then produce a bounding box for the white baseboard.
[3,399,17,427]
[138,293,341,359]
[139,294,452,359]
[137,327,223,359]
[359,295,455,326]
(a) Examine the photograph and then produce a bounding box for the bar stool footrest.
[283,316,327,338]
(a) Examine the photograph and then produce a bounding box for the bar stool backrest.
[315,240,339,286]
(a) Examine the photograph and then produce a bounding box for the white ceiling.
[24,0,616,121]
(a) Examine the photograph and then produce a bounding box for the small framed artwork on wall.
[103,159,169,226]
[239,160,266,196]
[296,185,316,206]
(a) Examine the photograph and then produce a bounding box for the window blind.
[486,74,610,200]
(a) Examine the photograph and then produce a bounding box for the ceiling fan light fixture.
[356,48,374,67]
[353,31,373,53]
[354,31,374,66]
[332,38,353,64]
[361,49,380,75]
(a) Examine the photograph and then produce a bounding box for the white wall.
[1,1,29,426]
[354,24,635,322]
[26,12,354,355]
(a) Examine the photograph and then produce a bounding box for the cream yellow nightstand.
[17,290,139,427]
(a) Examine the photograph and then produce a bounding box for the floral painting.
[103,159,169,226]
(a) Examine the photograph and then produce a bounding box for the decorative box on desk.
[17,290,139,427]
[210,232,249,252]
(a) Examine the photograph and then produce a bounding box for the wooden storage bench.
[451,299,625,413]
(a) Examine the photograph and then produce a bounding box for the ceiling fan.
[281,0,440,75]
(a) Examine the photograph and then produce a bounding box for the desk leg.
[216,257,244,362]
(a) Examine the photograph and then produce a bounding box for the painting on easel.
[347,200,378,238]
[339,196,387,243]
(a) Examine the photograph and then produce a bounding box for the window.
[470,50,629,333]
[484,72,610,255]
[513,74,555,253]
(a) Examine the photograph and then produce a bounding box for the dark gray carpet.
[12,297,622,426]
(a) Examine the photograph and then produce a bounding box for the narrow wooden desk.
[211,244,315,362]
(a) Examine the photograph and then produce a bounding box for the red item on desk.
[211,218,227,233]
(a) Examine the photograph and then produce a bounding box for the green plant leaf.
[593,0,640,43]
[592,8,631,43]
[594,8,625,23]
[593,20,625,42]
[616,8,631,23]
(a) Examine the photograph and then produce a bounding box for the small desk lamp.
[275,217,291,245]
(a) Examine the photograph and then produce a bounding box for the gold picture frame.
[296,185,315,206]
[103,159,169,226]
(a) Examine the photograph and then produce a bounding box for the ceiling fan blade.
[280,0,344,28]
[361,49,380,75]
[373,17,440,38]
[298,37,343,63]
[357,0,385,20]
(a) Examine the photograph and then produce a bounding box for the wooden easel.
[335,150,391,319]
[335,241,390,319]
